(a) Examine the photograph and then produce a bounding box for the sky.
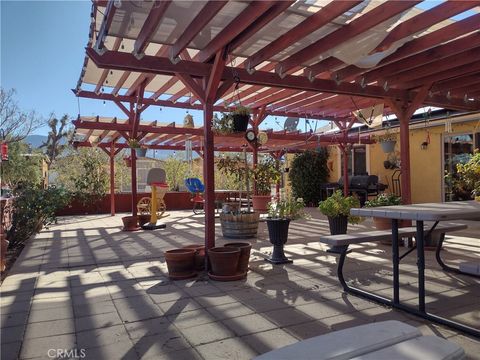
[1,1,476,137]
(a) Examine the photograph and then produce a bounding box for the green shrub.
[9,185,71,247]
[364,193,401,207]
[288,149,329,205]
[253,158,281,195]
[318,190,361,224]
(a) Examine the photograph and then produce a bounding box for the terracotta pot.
[225,242,252,274]
[208,247,240,276]
[122,216,139,231]
[182,244,205,271]
[138,214,151,227]
[252,195,271,212]
[373,217,410,230]
[373,217,411,244]
[164,249,196,279]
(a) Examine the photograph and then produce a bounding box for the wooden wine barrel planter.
[220,212,259,239]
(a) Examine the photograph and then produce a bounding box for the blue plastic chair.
[185,178,205,214]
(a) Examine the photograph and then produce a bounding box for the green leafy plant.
[231,105,251,116]
[373,127,397,143]
[127,138,141,148]
[318,190,362,224]
[268,194,309,220]
[211,113,234,135]
[288,149,329,205]
[454,149,480,200]
[9,185,71,247]
[364,193,401,207]
[216,155,252,184]
[253,158,281,195]
[0,141,44,188]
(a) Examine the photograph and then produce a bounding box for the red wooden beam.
[276,1,420,77]
[351,33,480,84]
[372,1,480,53]
[150,76,179,100]
[196,1,276,63]
[176,73,205,103]
[93,0,117,54]
[227,1,294,54]
[169,1,228,63]
[432,74,480,94]
[246,0,362,72]
[206,49,227,103]
[304,58,345,81]
[112,72,130,96]
[133,1,171,58]
[267,91,317,111]
[247,89,300,109]
[380,13,480,66]
[386,47,480,86]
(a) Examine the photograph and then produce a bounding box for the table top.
[351,201,480,221]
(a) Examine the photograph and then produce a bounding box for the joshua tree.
[40,115,71,169]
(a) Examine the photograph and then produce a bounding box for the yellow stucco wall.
[330,117,479,204]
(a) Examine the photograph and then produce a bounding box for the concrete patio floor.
[1,209,479,360]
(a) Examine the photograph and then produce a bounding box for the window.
[340,145,367,176]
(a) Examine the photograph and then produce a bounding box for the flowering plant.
[127,138,141,148]
[268,194,309,220]
[212,113,234,135]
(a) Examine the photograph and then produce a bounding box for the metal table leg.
[435,234,480,278]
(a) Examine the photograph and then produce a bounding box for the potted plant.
[231,105,251,132]
[217,154,259,239]
[364,193,406,230]
[127,138,147,157]
[318,190,361,235]
[265,193,309,264]
[252,158,281,212]
[211,106,251,134]
[374,128,397,153]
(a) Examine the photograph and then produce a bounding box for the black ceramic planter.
[328,215,348,235]
[232,114,249,132]
[265,218,292,264]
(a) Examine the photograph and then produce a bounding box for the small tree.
[40,115,71,169]
[0,88,42,143]
[289,149,330,206]
[1,141,43,188]
[164,153,198,191]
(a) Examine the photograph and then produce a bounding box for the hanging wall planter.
[164,249,196,280]
[232,114,250,132]
[380,140,396,153]
[135,148,147,158]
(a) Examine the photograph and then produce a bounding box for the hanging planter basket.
[135,148,147,158]
[232,114,250,132]
[380,140,396,153]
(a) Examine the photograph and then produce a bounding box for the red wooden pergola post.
[109,142,116,216]
[203,102,215,250]
[385,85,430,204]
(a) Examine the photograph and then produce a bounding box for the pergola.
[73,0,480,249]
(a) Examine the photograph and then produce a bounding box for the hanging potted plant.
[318,190,362,235]
[265,193,309,264]
[252,157,281,212]
[127,138,147,158]
[374,128,397,153]
[217,153,259,239]
[230,105,251,132]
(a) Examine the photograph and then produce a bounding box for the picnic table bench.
[255,320,465,360]
[319,223,467,295]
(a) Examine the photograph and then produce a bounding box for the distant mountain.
[25,135,47,148]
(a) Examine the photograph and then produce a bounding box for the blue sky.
[1,1,475,136]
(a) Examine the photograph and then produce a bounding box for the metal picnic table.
[350,201,480,338]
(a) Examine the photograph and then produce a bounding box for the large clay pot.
[122,216,139,231]
[265,219,292,264]
[328,215,348,235]
[164,249,196,280]
[225,242,251,274]
[208,247,240,276]
[182,244,205,271]
[252,195,271,212]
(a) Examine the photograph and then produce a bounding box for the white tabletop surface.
[351,201,480,221]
